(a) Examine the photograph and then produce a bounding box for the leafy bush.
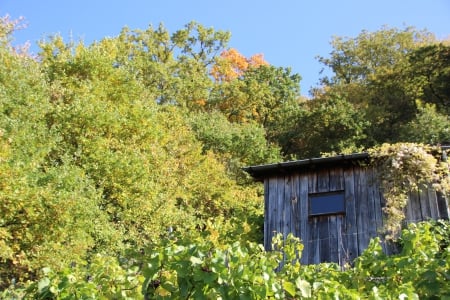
[4,221,449,299]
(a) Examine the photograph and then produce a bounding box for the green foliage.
[353,220,450,299]
[399,102,450,144]
[280,96,368,158]
[406,43,450,115]
[188,111,281,180]
[316,26,447,146]
[2,16,450,299]
[209,65,301,126]
[1,18,265,288]
[0,20,120,286]
[7,255,143,299]
[318,26,435,86]
[6,221,449,299]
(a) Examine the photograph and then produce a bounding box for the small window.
[309,191,345,216]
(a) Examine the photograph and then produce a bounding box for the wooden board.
[343,166,358,263]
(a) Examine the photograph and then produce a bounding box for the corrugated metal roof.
[243,152,369,180]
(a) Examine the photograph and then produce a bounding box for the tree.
[399,102,450,145]
[210,48,268,82]
[39,35,262,246]
[406,43,450,115]
[0,17,117,287]
[1,20,267,288]
[112,21,230,108]
[188,111,282,181]
[279,96,368,159]
[209,62,301,127]
[316,26,439,145]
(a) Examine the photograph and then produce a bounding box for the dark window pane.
[309,192,345,216]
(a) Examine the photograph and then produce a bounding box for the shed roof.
[243,152,369,180]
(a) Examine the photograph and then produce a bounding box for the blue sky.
[2,1,450,96]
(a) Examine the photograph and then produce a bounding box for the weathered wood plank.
[317,169,330,193]
[319,216,330,262]
[277,176,285,238]
[370,167,384,230]
[419,186,432,220]
[427,186,439,220]
[404,189,415,225]
[328,215,339,263]
[407,190,422,223]
[308,171,317,194]
[308,217,320,264]
[335,216,345,267]
[264,179,270,250]
[291,174,300,236]
[266,177,279,250]
[343,166,358,263]
[368,167,387,253]
[307,171,318,265]
[299,173,309,265]
[283,176,292,238]
[366,167,378,239]
[329,167,344,191]
[355,166,370,257]
[436,192,450,219]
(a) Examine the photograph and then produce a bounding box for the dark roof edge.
[243,152,369,179]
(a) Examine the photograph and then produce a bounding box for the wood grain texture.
[262,163,449,265]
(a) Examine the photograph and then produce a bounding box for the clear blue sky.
[2,1,450,96]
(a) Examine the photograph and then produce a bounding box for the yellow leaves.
[193,98,206,107]
[0,228,13,260]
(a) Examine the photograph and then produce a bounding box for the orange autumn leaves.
[210,48,268,82]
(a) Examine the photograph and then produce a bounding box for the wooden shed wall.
[263,164,449,265]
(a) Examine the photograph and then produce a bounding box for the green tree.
[188,111,281,181]
[279,96,368,159]
[406,43,450,115]
[39,36,257,249]
[0,16,116,287]
[112,21,229,109]
[316,26,439,145]
[399,102,450,145]
[0,19,268,288]
[209,63,301,128]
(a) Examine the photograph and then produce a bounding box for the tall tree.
[278,96,368,159]
[399,102,450,145]
[0,16,116,287]
[316,26,440,145]
[1,20,269,287]
[209,48,301,130]
[406,43,450,115]
[210,48,268,82]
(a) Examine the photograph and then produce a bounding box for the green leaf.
[282,281,296,297]
[295,278,311,298]
[37,277,50,292]
[190,256,203,265]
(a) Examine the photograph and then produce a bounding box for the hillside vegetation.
[0,15,449,298]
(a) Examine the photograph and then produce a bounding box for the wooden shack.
[244,153,449,266]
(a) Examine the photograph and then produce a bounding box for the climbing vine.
[368,143,450,238]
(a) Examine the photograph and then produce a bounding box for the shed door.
[305,214,346,265]
[304,191,347,265]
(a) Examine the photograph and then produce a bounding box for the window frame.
[308,190,345,217]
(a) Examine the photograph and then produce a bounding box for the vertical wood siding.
[263,164,450,265]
